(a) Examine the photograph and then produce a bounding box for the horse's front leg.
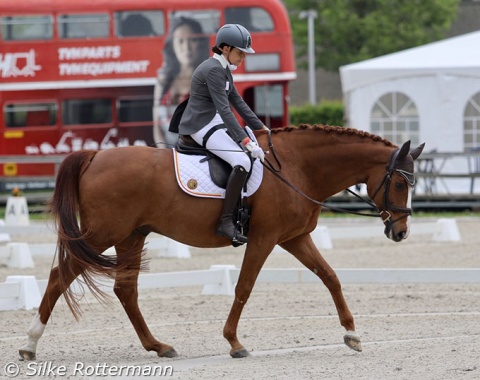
[280,234,363,352]
[223,239,275,358]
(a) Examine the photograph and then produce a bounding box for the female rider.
[178,24,268,243]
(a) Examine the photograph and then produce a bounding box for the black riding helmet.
[215,24,255,53]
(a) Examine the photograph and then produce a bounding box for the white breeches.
[190,114,252,172]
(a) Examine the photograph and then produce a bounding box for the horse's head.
[367,140,425,242]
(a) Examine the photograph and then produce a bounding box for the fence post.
[202,265,236,296]
[149,238,191,259]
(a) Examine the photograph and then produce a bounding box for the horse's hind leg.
[113,231,177,358]
[280,234,363,352]
[19,262,85,360]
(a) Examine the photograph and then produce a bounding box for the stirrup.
[216,224,248,244]
[232,232,248,244]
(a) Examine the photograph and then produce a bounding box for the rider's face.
[225,47,246,67]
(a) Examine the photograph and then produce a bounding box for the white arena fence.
[0,218,468,311]
[1,265,480,312]
[0,218,461,268]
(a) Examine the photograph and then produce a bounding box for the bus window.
[58,14,109,39]
[4,102,56,127]
[118,98,153,123]
[169,10,220,34]
[225,7,274,32]
[1,16,53,41]
[115,11,165,37]
[244,84,284,129]
[62,99,112,125]
[245,53,280,72]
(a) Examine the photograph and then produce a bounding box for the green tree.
[285,0,460,71]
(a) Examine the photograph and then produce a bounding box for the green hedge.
[289,100,345,127]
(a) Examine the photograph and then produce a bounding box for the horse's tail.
[48,150,117,319]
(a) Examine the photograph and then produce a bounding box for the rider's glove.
[244,138,265,162]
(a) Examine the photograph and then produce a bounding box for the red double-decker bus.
[0,0,295,191]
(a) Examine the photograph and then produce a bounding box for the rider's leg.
[191,125,252,242]
[216,165,249,242]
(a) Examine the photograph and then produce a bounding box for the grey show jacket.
[178,56,264,143]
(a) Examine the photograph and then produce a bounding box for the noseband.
[370,148,415,235]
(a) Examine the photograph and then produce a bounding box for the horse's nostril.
[396,231,407,241]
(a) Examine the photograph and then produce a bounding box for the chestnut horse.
[19,124,424,360]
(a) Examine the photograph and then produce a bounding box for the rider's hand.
[243,138,265,162]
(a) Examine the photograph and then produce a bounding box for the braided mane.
[270,124,396,147]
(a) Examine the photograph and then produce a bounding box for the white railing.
[0,218,467,311]
[2,266,480,312]
[0,219,462,267]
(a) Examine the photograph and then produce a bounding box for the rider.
[178,24,268,244]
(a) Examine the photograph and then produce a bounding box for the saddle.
[175,135,233,189]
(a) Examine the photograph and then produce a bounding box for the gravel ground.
[0,217,479,380]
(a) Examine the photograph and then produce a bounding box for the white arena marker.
[5,196,30,226]
[5,276,41,310]
[312,225,333,250]
[7,242,34,268]
[433,218,461,242]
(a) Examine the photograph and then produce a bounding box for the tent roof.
[340,30,480,92]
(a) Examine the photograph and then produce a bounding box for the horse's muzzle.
[393,230,408,242]
[385,224,409,242]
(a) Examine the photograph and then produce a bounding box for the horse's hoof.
[230,348,250,358]
[19,349,36,361]
[158,348,178,358]
[344,331,363,352]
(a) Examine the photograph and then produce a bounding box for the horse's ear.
[409,143,425,161]
[396,140,411,161]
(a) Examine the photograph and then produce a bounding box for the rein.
[261,159,381,218]
[262,132,414,229]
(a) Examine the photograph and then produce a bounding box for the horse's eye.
[395,182,405,191]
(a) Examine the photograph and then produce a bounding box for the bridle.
[262,130,416,233]
[367,148,416,235]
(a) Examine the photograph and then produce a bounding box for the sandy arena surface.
[0,216,479,379]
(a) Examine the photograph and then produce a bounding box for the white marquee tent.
[340,31,480,194]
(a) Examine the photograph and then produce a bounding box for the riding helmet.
[215,24,255,53]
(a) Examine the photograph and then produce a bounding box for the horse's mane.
[271,124,396,147]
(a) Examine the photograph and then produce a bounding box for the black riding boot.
[216,165,248,243]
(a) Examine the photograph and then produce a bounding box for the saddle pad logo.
[187,179,198,190]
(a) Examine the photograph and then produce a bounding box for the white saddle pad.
[173,150,263,199]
